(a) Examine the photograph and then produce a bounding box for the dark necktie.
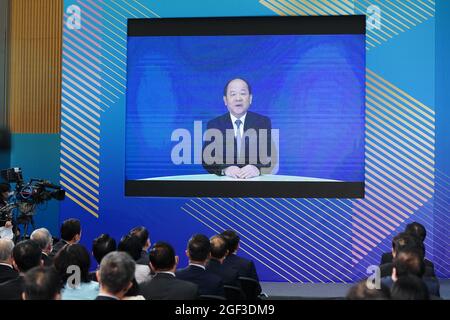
[235,119,242,158]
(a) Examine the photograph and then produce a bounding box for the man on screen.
[202,78,274,179]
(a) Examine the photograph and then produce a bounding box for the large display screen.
[125,16,366,197]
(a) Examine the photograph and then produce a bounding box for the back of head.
[129,226,149,249]
[99,251,135,294]
[13,240,42,272]
[54,244,91,283]
[23,266,62,300]
[60,218,81,242]
[92,234,117,264]
[220,230,240,255]
[392,232,422,256]
[118,234,142,261]
[405,222,427,243]
[187,234,210,262]
[346,280,391,300]
[394,248,425,278]
[391,275,430,300]
[0,238,14,263]
[210,235,227,260]
[30,228,52,251]
[149,242,176,271]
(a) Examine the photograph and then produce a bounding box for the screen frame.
[125,15,366,198]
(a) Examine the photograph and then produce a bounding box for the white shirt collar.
[230,113,247,127]
[0,263,13,269]
[156,271,176,277]
[189,263,206,270]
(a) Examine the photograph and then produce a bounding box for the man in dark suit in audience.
[380,222,435,273]
[49,218,82,259]
[379,232,435,278]
[0,239,18,283]
[0,240,43,300]
[90,233,117,282]
[176,234,225,297]
[30,228,53,267]
[95,251,135,300]
[129,226,151,266]
[381,247,440,298]
[139,242,198,300]
[221,230,261,295]
[206,235,240,287]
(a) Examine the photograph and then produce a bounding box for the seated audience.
[380,222,435,274]
[176,234,225,297]
[139,242,199,300]
[54,244,99,300]
[0,240,42,300]
[207,235,240,287]
[0,239,18,284]
[22,266,62,300]
[221,230,261,295]
[30,228,53,266]
[49,218,82,259]
[129,226,151,265]
[96,251,135,300]
[118,234,151,284]
[346,280,391,300]
[90,234,117,281]
[381,247,440,297]
[379,232,434,278]
[391,274,430,300]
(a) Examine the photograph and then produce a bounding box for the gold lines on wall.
[8,0,63,133]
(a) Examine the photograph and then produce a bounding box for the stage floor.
[260,279,450,299]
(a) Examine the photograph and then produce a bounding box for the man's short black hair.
[223,78,252,96]
[392,232,422,255]
[54,244,91,283]
[60,218,81,242]
[13,240,42,272]
[129,226,149,248]
[405,222,427,243]
[99,251,135,294]
[187,234,210,262]
[92,234,117,264]
[220,230,240,254]
[118,234,142,261]
[391,275,430,300]
[346,280,391,300]
[210,235,227,260]
[149,242,176,271]
[23,266,62,300]
[394,248,426,278]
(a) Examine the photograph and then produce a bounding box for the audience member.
[22,266,62,300]
[176,234,225,297]
[221,230,261,294]
[118,234,151,284]
[96,251,135,300]
[53,244,99,300]
[207,235,240,287]
[346,280,391,300]
[0,240,42,300]
[49,218,81,259]
[30,228,53,266]
[391,274,430,300]
[0,239,18,283]
[139,242,199,300]
[129,226,151,265]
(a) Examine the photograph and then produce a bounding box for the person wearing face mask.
[202,78,274,179]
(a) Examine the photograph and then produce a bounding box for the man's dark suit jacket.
[379,262,436,278]
[42,253,53,267]
[139,272,199,300]
[206,259,240,287]
[0,275,24,300]
[202,111,272,175]
[136,250,149,266]
[95,295,119,300]
[223,254,261,295]
[0,264,18,284]
[380,252,436,276]
[176,265,225,297]
[49,239,68,259]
